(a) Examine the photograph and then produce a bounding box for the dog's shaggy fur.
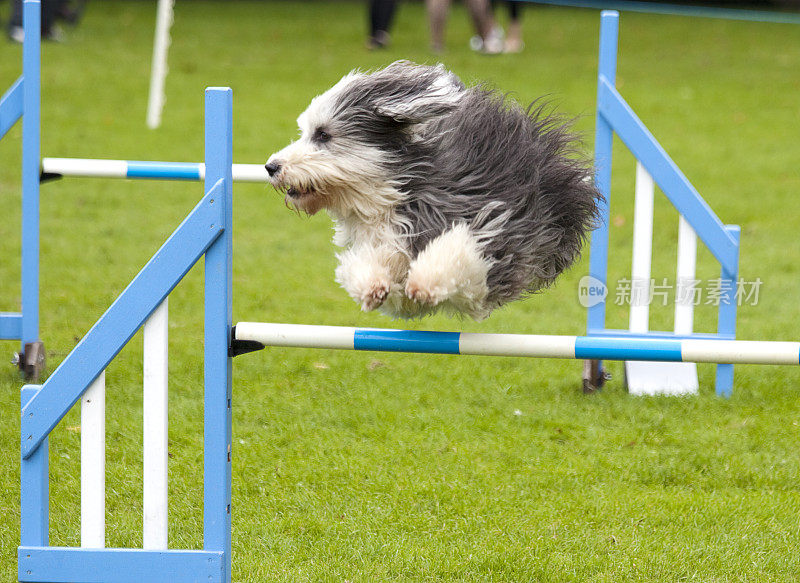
[266,61,602,320]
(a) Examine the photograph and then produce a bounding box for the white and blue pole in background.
[41,157,267,182]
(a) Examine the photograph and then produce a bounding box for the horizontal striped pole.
[41,158,267,182]
[232,322,800,366]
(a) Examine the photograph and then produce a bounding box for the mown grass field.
[2,1,800,580]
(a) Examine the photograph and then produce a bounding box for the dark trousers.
[491,0,522,21]
[369,0,397,38]
[8,0,60,33]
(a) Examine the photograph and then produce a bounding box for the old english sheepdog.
[265,61,602,321]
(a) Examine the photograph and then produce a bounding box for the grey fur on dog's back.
[391,84,602,308]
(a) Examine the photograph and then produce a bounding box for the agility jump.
[21,87,235,583]
[583,10,741,396]
[18,79,800,583]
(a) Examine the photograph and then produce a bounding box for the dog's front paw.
[360,280,391,312]
[405,278,446,307]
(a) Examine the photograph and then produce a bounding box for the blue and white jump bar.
[233,322,800,365]
[41,157,267,182]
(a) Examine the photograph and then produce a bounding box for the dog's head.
[265,61,465,216]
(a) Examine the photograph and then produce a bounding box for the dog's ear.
[375,97,458,125]
[373,62,464,125]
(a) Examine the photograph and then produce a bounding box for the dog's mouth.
[286,186,310,199]
[282,184,323,215]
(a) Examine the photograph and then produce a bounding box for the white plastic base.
[625,360,699,396]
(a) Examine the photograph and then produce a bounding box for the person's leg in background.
[368,0,397,50]
[465,0,501,53]
[426,0,450,54]
[8,0,63,42]
[504,1,524,53]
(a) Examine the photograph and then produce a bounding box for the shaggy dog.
[265,61,601,320]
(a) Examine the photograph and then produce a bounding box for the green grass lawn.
[2,1,800,580]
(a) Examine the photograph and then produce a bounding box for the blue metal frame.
[203,88,234,582]
[19,548,225,583]
[586,10,617,337]
[715,225,741,397]
[586,11,741,396]
[21,0,41,353]
[1,0,42,357]
[0,78,24,139]
[19,88,233,583]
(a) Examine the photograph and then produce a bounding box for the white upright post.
[625,162,698,395]
[675,215,698,335]
[665,213,701,395]
[629,161,654,333]
[146,0,175,129]
[143,299,169,550]
[81,371,106,548]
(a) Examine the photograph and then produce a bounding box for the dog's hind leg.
[335,244,404,312]
[405,224,492,319]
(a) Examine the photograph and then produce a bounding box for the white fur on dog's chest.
[331,211,407,254]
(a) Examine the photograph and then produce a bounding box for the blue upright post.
[584,10,618,390]
[203,88,233,583]
[21,0,44,378]
[20,385,49,552]
[587,10,618,333]
[715,225,740,397]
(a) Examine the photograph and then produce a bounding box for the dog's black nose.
[265,161,281,177]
